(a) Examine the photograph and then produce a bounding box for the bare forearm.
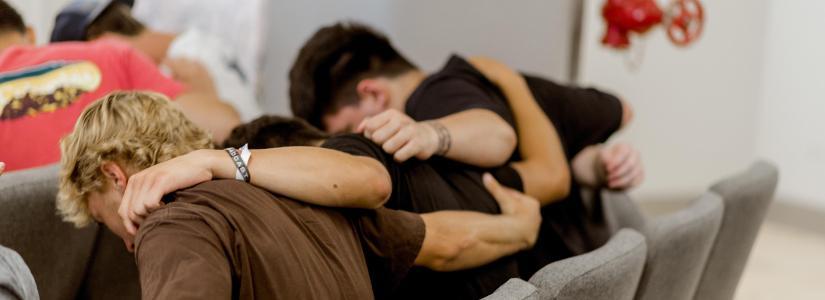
[200,147,391,208]
[469,57,569,204]
[175,91,241,144]
[497,73,570,204]
[435,109,516,168]
[416,211,534,272]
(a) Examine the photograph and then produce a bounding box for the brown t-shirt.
[134,180,424,300]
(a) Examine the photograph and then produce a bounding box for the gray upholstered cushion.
[693,161,779,300]
[0,245,39,300]
[635,192,724,300]
[529,229,647,300]
[482,278,540,300]
[0,164,97,300]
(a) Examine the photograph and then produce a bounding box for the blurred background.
[6,0,824,298]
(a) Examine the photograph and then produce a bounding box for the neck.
[386,69,426,111]
[0,33,26,54]
[131,30,176,64]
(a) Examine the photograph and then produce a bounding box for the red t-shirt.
[0,40,184,171]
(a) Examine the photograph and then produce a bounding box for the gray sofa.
[485,161,778,300]
[0,164,140,300]
[1,161,778,300]
[484,229,648,300]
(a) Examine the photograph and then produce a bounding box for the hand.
[0,162,5,176]
[118,150,215,235]
[482,173,541,246]
[163,57,217,94]
[599,143,644,190]
[356,109,440,162]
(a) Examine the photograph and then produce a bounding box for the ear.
[356,78,390,110]
[24,27,35,45]
[100,162,128,193]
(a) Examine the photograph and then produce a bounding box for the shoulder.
[407,54,504,112]
[322,134,383,155]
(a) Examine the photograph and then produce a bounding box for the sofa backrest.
[0,164,97,300]
[635,192,724,300]
[528,229,647,300]
[0,164,140,300]
[693,161,779,300]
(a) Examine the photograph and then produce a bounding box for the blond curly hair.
[58,92,214,227]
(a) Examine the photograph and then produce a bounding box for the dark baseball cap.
[50,0,133,42]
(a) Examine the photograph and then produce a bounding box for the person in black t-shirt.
[287,22,645,275]
[116,61,569,298]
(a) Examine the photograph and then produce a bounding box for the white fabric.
[131,0,263,89]
[167,29,262,122]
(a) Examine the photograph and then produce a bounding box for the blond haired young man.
[57,92,541,299]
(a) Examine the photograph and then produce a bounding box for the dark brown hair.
[289,21,416,130]
[0,1,25,35]
[222,115,330,149]
[85,2,144,40]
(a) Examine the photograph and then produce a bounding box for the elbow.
[365,172,392,208]
[550,167,572,201]
[485,125,517,168]
[534,163,572,205]
[425,239,466,272]
[360,162,392,209]
[620,99,634,129]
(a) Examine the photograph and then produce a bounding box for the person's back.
[320,134,524,299]
[137,179,423,299]
[0,39,184,171]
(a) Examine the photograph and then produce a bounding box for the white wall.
[756,0,825,211]
[577,0,768,200]
[259,0,578,114]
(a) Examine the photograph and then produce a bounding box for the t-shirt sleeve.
[321,134,397,173]
[353,207,425,298]
[135,209,232,300]
[406,78,514,127]
[524,75,623,158]
[121,45,185,99]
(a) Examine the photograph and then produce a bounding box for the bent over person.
[57,92,541,299]
[112,56,570,299]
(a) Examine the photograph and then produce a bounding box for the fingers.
[605,146,643,189]
[607,148,638,183]
[483,173,508,205]
[357,110,393,135]
[359,110,413,141]
[608,163,643,189]
[119,177,139,235]
[602,144,631,174]
[0,161,5,175]
[118,171,167,235]
[394,139,420,162]
[371,118,404,144]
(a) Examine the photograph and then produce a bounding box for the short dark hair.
[0,1,25,35]
[222,115,330,149]
[289,21,416,130]
[85,2,144,40]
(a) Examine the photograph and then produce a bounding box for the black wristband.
[225,147,250,182]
